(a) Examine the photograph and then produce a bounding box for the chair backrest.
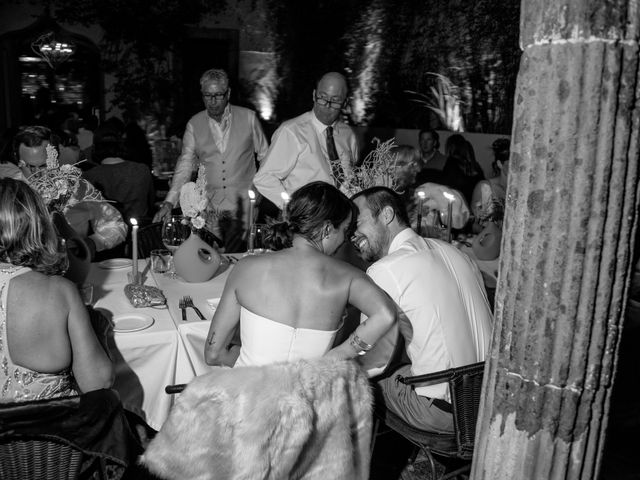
[0,389,142,480]
[448,361,485,459]
[137,222,165,259]
[145,359,373,480]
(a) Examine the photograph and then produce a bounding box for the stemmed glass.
[161,215,190,277]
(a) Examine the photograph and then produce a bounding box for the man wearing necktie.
[253,72,359,212]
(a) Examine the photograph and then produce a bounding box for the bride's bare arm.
[326,272,396,360]
[204,267,242,366]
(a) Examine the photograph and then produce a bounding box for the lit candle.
[280,191,290,221]
[248,189,256,252]
[443,192,455,243]
[131,218,139,283]
[416,190,426,236]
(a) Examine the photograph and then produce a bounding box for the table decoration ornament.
[124,283,167,308]
[173,165,222,282]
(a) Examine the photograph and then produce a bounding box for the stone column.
[472,1,640,479]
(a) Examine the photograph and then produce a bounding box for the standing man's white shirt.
[253,110,358,206]
[362,228,492,401]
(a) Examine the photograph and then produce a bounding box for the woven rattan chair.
[373,361,485,480]
[0,389,143,480]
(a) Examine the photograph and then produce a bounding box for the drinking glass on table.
[161,215,190,277]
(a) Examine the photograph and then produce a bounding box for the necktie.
[326,126,343,182]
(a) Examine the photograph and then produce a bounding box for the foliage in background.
[405,73,465,132]
[49,0,227,126]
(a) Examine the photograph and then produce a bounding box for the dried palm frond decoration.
[340,137,402,197]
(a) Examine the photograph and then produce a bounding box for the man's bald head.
[313,72,348,126]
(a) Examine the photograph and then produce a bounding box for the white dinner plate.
[112,313,155,333]
[98,258,133,270]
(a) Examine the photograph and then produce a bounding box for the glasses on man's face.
[314,95,344,110]
[202,90,228,102]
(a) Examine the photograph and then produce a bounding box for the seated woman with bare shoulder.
[0,178,113,402]
[204,181,396,367]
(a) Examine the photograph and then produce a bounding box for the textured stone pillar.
[472,2,640,479]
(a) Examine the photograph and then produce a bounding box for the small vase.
[52,211,91,285]
[173,230,222,283]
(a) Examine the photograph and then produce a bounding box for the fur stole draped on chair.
[140,358,373,480]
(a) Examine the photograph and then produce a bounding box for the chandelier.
[31,31,75,69]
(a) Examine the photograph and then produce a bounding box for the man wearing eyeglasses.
[154,68,269,250]
[253,71,359,210]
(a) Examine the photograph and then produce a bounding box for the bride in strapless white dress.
[204,182,396,367]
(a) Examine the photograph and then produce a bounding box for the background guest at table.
[154,68,269,252]
[0,178,114,402]
[12,125,128,261]
[204,181,396,367]
[471,137,510,231]
[84,125,155,224]
[253,71,359,217]
[438,133,485,205]
[351,186,492,433]
[414,129,446,187]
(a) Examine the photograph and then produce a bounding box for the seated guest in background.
[204,181,396,367]
[390,144,421,209]
[0,178,114,402]
[414,129,446,186]
[253,71,358,214]
[0,127,21,180]
[471,137,510,230]
[351,187,492,433]
[154,68,269,252]
[84,126,155,223]
[13,126,127,260]
[439,133,485,205]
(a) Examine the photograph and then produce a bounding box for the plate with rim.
[98,258,133,270]
[112,313,155,333]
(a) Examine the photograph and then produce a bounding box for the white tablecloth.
[151,260,233,377]
[87,260,195,431]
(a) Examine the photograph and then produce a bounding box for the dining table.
[86,254,237,431]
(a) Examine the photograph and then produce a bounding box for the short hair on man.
[13,125,59,162]
[351,186,410,227]
[200,69,229,89]
[418,129,440,150]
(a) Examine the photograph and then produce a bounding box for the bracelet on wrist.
[349,332,372,356]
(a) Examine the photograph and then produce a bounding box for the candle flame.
[130,218,138,226]
[280,191,290,201]
[248,189,255,200]
[417,191,426,199]
[443,192,455,202]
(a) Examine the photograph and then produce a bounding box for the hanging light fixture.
[31,31,75,69]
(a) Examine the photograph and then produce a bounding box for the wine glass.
[161,215,189,277]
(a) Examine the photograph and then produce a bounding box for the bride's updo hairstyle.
[0,178,63,274]
[265,181,355,251]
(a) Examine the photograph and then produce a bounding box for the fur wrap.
[140,358,373,480]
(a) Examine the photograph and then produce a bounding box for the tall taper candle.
[280,191,290,221]
[131,218,139,283]
[443,192,455,243]
[248,189,256,252]
[416,190,426,236]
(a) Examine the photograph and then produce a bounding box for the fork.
[183,295,206,320]
[178,298,187,321]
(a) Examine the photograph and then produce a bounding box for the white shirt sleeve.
[253,126,300,205]
[165,122,196,206]
[88,202,128,251]
[251,113,270,164]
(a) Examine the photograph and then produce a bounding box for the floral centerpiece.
[340,137,402,198]
[179,164,219,233]
[27,144,106,212]
[174,164,222,282]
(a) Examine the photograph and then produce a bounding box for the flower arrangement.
[340,137,403,197]
[27,144,105,212]
[179,164,218,231]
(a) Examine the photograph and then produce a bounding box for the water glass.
[151,248,172,273]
